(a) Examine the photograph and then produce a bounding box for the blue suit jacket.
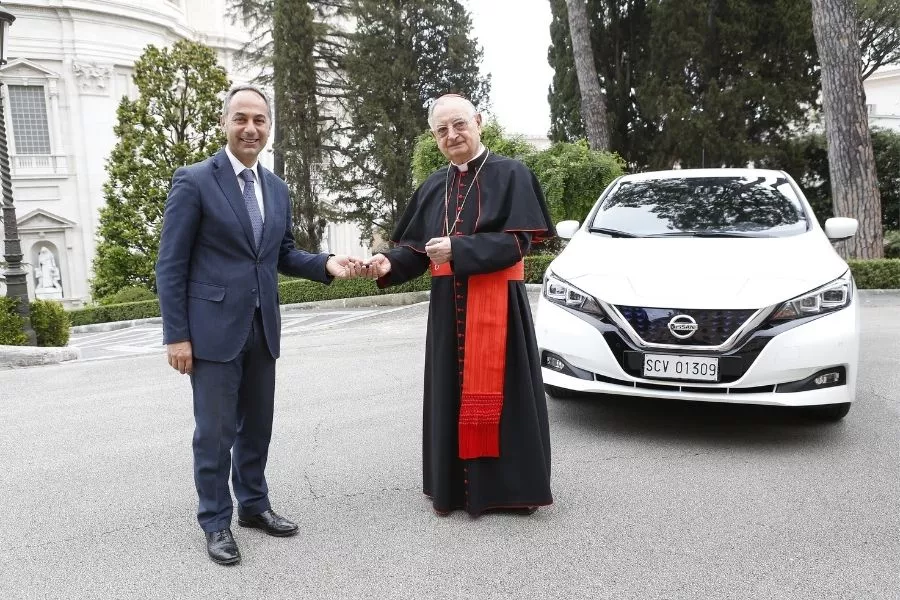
[156,149,331,362]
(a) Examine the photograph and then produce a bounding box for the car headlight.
[543,271,607,318]
[769,270,853,321]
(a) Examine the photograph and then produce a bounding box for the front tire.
[544,384,579,399]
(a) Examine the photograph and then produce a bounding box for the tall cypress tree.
[230,0,346,251]
[273,0,332,251]
[326,0,490,244]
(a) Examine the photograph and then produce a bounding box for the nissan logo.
[668,314,698,339]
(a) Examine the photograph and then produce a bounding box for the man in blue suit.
[156,84,362,566]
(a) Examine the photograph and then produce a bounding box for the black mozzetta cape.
[378,150,556,515]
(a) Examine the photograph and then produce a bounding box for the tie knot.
[240,168,255,183]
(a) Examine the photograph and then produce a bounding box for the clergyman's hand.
[425,237,452,264]
[363,254,391,279]
[326,255,364,279]
[167,341,193,375]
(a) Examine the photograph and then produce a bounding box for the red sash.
[431,259,525,459]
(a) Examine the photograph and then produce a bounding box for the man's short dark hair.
[223,84,272,119]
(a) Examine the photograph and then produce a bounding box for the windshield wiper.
[588,227,641,238]
[646,230,772,238]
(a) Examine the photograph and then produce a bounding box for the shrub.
[278,273,431,304]
[69,299,161,327]
[99,285,157,306]
[885,230,900,259]
[524,140,626,224]
[525,254,554,283]
[29,299,71,347]
[0,297,27,346]
[849,258,900,289]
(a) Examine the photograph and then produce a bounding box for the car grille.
[615,306,757,346]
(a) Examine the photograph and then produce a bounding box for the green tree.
[547,0,586,143]
[523,140,626,224]
[273,0,335,250]
[230,0,347,251]
[326,0,490,244]
[764,129,900,233]
[858,0,900,78]
[413,127,625,226]
[547,0,900,171]
[92,41,228,299]
[548,0,656,164]
[637,0,820,169]
[565,0,610,150]
[812,0,883,258]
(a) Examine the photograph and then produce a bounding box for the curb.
[0,345,81,369]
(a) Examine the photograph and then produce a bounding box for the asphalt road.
[1,297,898,600]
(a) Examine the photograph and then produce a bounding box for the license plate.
[642,354,719,382]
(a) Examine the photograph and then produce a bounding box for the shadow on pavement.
[546,390,849,450]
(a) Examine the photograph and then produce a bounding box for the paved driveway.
[1,297,897,599]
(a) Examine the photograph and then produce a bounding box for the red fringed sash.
[431,260,525,459]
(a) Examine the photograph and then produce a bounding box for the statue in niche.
[34,246,63,299]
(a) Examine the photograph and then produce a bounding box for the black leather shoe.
[205,529,240,565]
[238,509,299,537]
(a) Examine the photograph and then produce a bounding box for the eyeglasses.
[433,118,471,139]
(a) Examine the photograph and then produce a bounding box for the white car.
[535,169,861,421]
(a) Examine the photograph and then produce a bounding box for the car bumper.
[535,295,860,407]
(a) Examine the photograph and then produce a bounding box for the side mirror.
[556,220,580,240]
[824,217,858,242]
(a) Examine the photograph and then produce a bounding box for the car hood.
[548,231,850,309]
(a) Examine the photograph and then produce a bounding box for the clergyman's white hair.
[427,94,478,129]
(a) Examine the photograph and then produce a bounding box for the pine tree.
[326,0,490,244]
[637,0,822,169]
[565,0,609,150]
[812,0,883,258]
[92,41,228,299]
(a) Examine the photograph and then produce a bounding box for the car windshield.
[589,175,810,238]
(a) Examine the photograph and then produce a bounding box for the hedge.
[848,258,900,289]
[69,299,162,327]
[65,255,900,327]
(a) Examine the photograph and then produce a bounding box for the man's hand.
[425,237,452,264]
[363,254,391,278]
[167,341,193,375]
[326,255,364,279]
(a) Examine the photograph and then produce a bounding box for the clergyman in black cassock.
[365,95,555,516]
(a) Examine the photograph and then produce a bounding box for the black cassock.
[378,149,555,515]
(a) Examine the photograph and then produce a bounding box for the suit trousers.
[190,309,275,532]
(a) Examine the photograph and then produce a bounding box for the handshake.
[324,237,452,280]
[325,254,391,280]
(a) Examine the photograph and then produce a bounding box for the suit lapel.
[212,149,257,252]
[258,165,279,252]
